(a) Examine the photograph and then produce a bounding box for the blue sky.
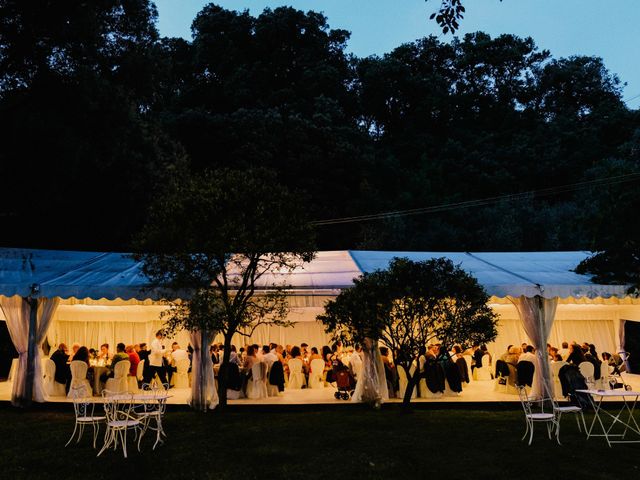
[154,0,640,107]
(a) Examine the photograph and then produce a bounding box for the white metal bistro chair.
[134,389,169,450]
[66,386,105,448]
[517,385,558,446]
[97,390,143,458]
[308,359,325,389]
[552,396,586,444]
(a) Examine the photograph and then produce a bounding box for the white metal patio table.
[576,389,640,447]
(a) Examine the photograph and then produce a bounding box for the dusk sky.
[155,0,640,107]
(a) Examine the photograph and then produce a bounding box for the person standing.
[145,330,168,385]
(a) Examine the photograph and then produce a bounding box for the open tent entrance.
[0,321,18,380]
[623,319,640,373]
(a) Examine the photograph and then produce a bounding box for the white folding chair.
[308,359,325,389]
[68,361,92,398]
[97,390,143,458]
[287,359,306,389]
[66,386,105,448]
[105,360,130,393]
[247,361,268,399]
[578,361,595,388]
[517,385,558,446]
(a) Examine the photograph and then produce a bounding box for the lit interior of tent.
[1,248,640,403]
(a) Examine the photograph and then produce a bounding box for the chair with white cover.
[173,359,190,389]
[98,390,143,458]
[578,361,595,388]
[136,359,145,382]
[247,361,268,399]
[67,361,92,398]
[43,358,66,397]
[105,360,130,394]
[550,361,568,398]
[397,364,417,400]
[287,358,306,389]
[517,385,558,446]
[66,385,105,448]
[127,375,139,393]
[473,354,493,381]
[308,359,325,389]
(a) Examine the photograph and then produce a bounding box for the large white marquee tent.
[1,248,639,405]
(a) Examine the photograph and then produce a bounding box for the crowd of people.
[45,332,627,399]
[47,330,191,394]
[209,341,364,399]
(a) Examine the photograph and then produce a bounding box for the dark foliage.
[0,3,638,262]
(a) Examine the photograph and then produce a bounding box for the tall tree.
[134,167,316,409]
[0,0,182,250]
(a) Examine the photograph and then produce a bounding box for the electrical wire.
[311,172,640,226]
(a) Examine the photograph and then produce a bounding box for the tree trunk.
[402,360,421,410]
[191,328,211,412]
[217,332,233,408]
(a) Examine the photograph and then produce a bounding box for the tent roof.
[0,248,629,301]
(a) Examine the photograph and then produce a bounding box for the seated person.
[307,347,323,364]
[210,344,220,365]
[97,343,111,364]
[100,343,128,382]
[125,345,140,377]
[518,345,536,363]
[379,346,397,397]
[50,343,70,385]
[566,343,586,365]
[72,346,90,366]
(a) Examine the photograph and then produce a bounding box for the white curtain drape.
[352,337,387,406]
[0,296,59,406]
[189,328,219,411]
[512,295,558,399]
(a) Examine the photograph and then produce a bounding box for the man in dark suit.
[50,343,70,386]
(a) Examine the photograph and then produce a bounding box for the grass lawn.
[1,403,639,479]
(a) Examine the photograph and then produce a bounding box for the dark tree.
[134,167,316,410]
[319,257,498,408]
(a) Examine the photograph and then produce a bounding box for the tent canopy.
[0,248,629,301]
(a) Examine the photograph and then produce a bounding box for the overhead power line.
[311,172,640,226]
[625,92,640,104]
